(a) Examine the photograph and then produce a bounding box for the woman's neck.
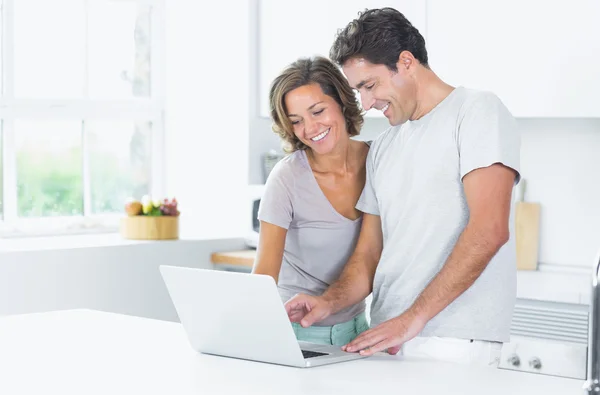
[307,138,356,174]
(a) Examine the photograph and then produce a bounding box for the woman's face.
[284,83,348,155]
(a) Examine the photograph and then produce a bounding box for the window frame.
[0,0,166,237]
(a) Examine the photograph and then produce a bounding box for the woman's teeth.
[311,129,329,142]
[382,103,390,113]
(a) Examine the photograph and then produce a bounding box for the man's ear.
[396,50,414,70]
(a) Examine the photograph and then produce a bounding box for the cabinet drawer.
[499,336,587,379]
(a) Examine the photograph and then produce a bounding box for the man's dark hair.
[330,7,429,71]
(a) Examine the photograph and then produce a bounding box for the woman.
[252,56,370,346]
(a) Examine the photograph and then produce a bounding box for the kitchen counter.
[0,309,584,395]
[211,249,256,268]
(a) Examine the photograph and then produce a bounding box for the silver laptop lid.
[159,266,305,366]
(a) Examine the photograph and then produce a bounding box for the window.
[0,0,165,236]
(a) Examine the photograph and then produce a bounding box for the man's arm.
[345,163,517,355]
[322,213,383,311]
[407,163,515,321]
[285,213,383,327]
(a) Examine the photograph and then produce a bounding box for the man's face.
[342,57,416,126]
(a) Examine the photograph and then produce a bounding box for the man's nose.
[361,93,376,111]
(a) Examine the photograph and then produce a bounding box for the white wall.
[0,237,246,319]
[247,0,278,185]
[165,0,250,239]
[519,118,600,268]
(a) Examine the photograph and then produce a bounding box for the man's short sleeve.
[458,93,521,184]
[257,163,293,229]
[356,148,380,216]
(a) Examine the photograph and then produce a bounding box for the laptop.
[159,265,368,368]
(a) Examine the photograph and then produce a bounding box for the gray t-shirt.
[357,87,520,342]
[258,149,366,326]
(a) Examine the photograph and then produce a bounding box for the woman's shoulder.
[274,150,309,173]
[265,150,308,185]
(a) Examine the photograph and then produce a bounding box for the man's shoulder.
[454,87,508,114]
[368,125,402,154]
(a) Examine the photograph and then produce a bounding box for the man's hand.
[342,311,426,356]
[284,294,333,328]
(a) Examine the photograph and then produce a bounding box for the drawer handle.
[529,357,542,370]
[507,354,521,367]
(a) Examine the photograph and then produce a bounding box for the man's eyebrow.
[287,101,324,117]
[355,79,372,90]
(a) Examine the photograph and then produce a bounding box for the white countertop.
[0,310,584,395]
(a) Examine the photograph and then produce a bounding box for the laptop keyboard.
[301,350,329,359]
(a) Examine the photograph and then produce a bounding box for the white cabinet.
[426,0,600,117]
[258,1,427,118]
[498,336,587,380]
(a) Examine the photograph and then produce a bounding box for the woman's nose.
[304,117,318,135]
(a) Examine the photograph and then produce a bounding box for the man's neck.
[411,69,455,121]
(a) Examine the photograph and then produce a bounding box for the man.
[284,7,520,367]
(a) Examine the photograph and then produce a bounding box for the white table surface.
[0,309,586,395]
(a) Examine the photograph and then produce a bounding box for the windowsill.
[0,232,157,253]
[0,214,123,239]
[0,231,239,253]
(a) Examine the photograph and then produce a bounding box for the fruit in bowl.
[125,198,143,216]
[141,195,153,215]
[124,195,179,216]
[160,198,180,216]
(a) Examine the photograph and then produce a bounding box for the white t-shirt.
[357,87,521,342]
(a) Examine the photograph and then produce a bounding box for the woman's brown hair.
[269,56,364,153]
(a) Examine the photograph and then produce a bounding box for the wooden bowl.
[120,216,179,240]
